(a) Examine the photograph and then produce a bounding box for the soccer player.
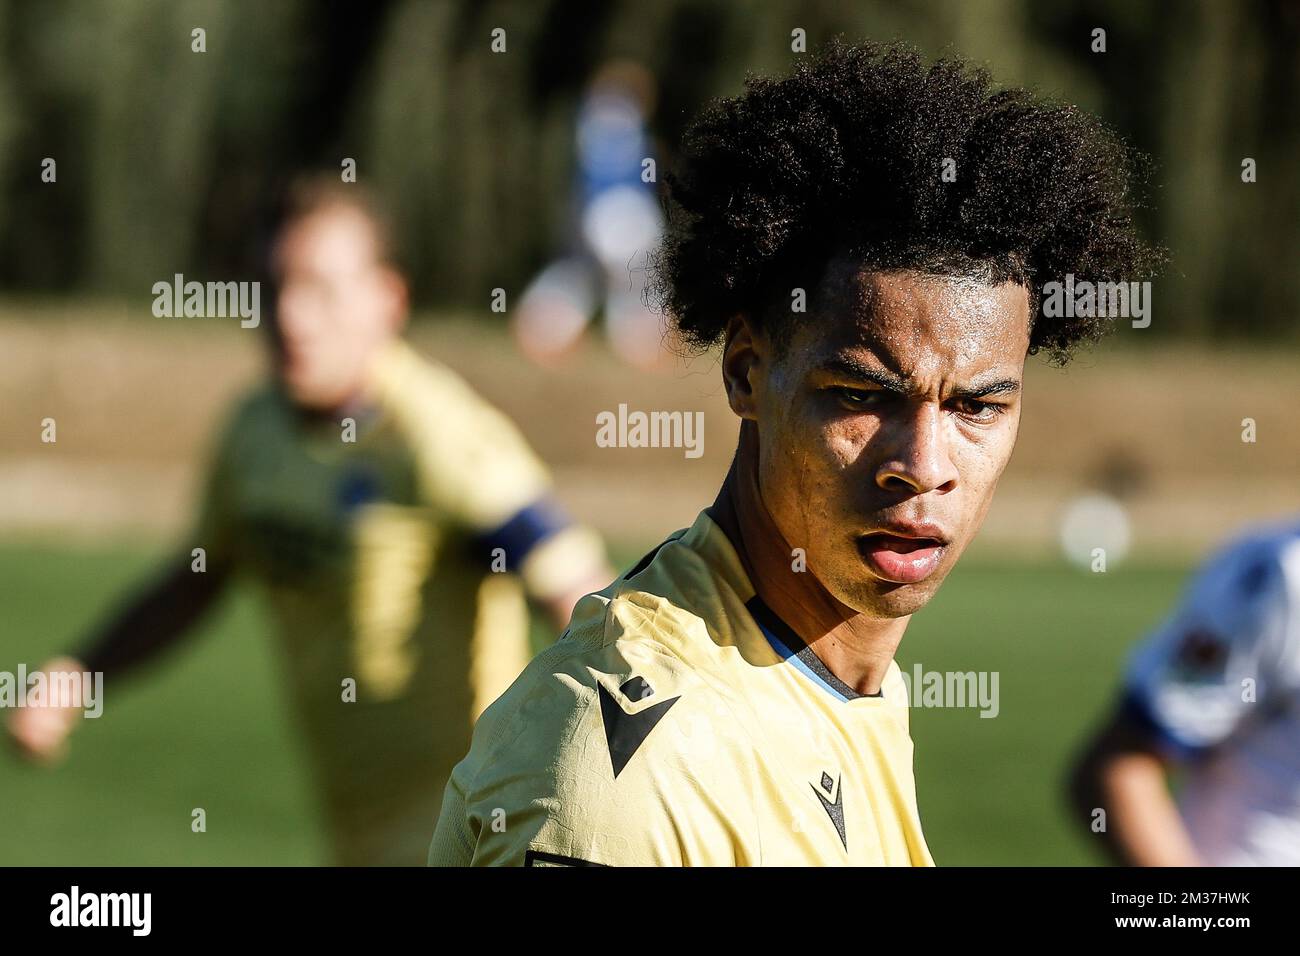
[511,60,669,370]
[1069,518,1300,866]
[429,41,1161,866]
[5,178,611,866]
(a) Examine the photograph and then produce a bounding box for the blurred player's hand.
[5,656,87,765]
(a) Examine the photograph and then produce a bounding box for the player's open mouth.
[857,532,946,584]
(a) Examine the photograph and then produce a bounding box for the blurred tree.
[0,0,1293,341]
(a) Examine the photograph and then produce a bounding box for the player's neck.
[709,424,907,697]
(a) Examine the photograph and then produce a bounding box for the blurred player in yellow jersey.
[6,177,611,865]
[430,41,1162,866]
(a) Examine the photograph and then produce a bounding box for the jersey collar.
[681,510,884,703]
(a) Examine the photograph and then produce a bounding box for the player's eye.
[950,398,1005,424]
[832,387,887,411]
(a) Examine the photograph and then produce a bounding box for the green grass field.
[0,540,1189,866]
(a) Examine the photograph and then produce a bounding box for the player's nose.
[873,402,958,496]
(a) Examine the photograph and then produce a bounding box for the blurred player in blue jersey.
[1070,518,1300,865]
[512,60,670,370]
[6,176,612,865]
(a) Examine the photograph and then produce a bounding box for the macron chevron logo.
[597,676,680,778]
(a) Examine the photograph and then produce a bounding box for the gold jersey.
[430,510,933,866]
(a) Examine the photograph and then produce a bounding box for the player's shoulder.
[472,592,734,763]
[1190,519,1300,615]
[372,339,544,460]
[1216,519,1300,568]
[462,530,751,785]
[1128,519,1300,702]
[451,584,758,865]
[581,524,747,683]
[370,339,492,423]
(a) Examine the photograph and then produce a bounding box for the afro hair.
[652,40,1164,364]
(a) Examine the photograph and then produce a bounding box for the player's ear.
[721,314,763,421]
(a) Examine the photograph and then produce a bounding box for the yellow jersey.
[429,509,933,866]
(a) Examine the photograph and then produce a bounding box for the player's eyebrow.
[818,357,910,394]
[950,377,1021,399]
[818,356,1020,399]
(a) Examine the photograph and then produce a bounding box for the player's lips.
[857,523,949,584]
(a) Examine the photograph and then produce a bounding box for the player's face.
[748,265,1030,618]
[271,207,406,411]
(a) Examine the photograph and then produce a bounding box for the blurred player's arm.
[7,413,240,765]
[76,552,235,676]
[474,501,611,632]
[6,553,233,765]
[394,353,612,633]
[1067,707,1202,866]
[1068,540,1287,866]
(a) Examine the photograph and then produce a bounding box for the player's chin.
[855,579,944,619]
[281,370,342,411]
[838,557,955,618]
